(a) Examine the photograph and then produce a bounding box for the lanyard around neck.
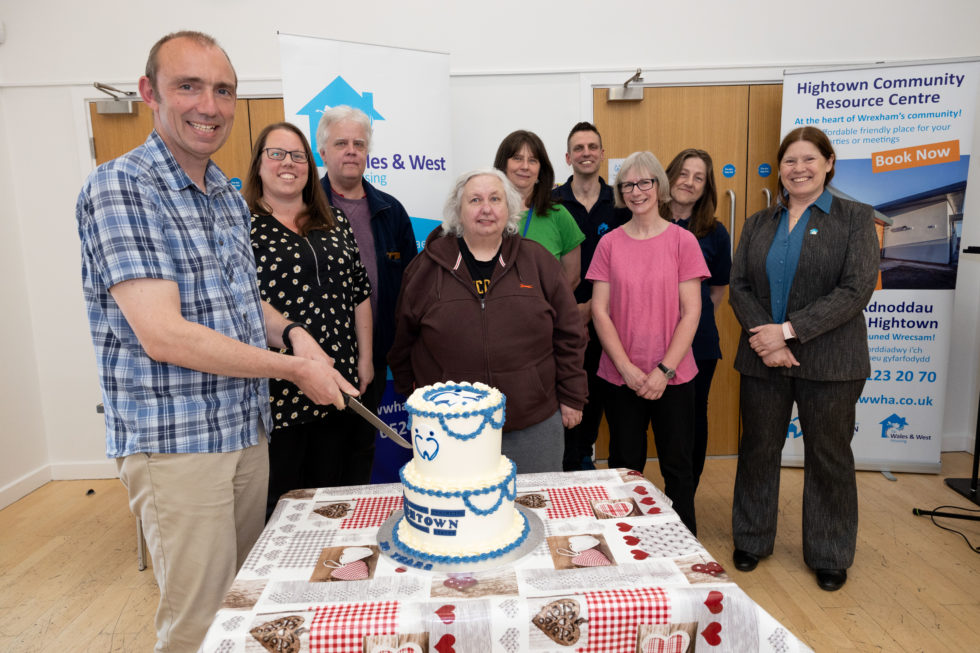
[522,206,534,237]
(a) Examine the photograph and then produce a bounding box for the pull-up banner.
[780,60,979,472]
[279,34,452,481]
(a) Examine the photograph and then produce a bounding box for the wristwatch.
[657,362,676,380]
[282,322,307,349]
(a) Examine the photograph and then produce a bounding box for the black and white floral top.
[251,208,372,428]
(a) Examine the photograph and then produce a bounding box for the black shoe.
[815,568,847,591]
[732,549,760,572]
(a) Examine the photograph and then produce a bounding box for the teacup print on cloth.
[547,533,616,570]
[590,497,640,519]
[310,545,379,582]
[363,632,428,653]
[635,623,697,653]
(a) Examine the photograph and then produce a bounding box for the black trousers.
[604,379,697,535]
[732,374,865,569]
[692,358,718,491]
[563,330,606,471]
[266,405,376,521]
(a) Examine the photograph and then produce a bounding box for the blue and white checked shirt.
[77,131,272,457]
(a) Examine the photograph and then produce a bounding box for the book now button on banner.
[871,139,959,173]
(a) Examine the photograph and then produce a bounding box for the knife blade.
[342,392,412,449]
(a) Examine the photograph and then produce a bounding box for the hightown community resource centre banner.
[279,33,451,480]
[780,59,979,472]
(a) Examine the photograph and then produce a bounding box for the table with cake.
[201,382,811,653]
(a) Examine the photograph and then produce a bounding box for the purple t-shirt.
[332,195,378,322]
[586,223,709,386]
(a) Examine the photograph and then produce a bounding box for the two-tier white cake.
[393,381,529,563]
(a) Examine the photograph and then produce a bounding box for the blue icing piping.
[406,383,506,442]
[400,460,517,517]
[392,510,530,564]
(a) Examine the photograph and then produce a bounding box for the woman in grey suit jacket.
[729,126,879,592]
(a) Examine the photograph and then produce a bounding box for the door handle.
[727,189,736,257]
[762,188,772,208]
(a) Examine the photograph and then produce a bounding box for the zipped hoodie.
[388,229,587,431]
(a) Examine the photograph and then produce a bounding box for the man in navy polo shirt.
[552,122,630,470]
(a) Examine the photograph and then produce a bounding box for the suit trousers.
[117,430,269,652]
[604,379,697,535]
[732,374,866,569]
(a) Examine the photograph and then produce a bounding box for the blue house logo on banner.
[298,76,385,166]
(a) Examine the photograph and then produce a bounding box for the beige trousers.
[117,430,268,653]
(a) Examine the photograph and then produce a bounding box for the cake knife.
[342,392,412,449]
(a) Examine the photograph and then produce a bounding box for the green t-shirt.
[518,203,586,259]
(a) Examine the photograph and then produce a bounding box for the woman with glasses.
[244,122,374,519]
[586,151,708,535]
[661,149,731,493]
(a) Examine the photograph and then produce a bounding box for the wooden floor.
[1,453,978,652]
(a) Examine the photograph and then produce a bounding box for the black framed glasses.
[618,178,657,193]
[264,148,309,163]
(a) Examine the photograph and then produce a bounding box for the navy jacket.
[321,175,418,367]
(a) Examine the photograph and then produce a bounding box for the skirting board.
[0,465,51,510]
[781,456,943,474]
[0,460,119,510]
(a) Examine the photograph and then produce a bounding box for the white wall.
[1,0,978,505]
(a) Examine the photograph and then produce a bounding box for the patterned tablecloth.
[202,468,812,653]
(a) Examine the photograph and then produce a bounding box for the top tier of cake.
[404,381,506,483]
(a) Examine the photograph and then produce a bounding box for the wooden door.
[592,83,782,459]
[89,98,286,184]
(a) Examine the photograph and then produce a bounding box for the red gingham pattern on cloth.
[581,587,670,652]
[340,495,403,530]
[546,485,609,520]
[309,601,399,653]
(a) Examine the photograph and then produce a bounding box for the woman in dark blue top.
[662,149,730,492]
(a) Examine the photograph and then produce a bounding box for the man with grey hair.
[317,106,418,475]
[77,32,355,651]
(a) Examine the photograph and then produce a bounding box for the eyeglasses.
[264,148,309,163]
[619,178,657,193]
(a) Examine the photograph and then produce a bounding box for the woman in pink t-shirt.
[586,151,709,535]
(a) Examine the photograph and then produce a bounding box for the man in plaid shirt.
[76,31,357,652]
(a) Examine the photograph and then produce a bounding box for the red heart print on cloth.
[705,590,724,614]
[633,485,649,495]
[624,535,641,546]
[639,631,691,653]
[617,522,633,532]
[434,634,456,653]
[330,559,368,581]
[639,497,657,505]
[594,500,633,518]
[701,621,722,646]
[631,549,649,560]
[571,548,612,567]
[443,576,477,591]
[693,562,725,577]
[435,604,456,625]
